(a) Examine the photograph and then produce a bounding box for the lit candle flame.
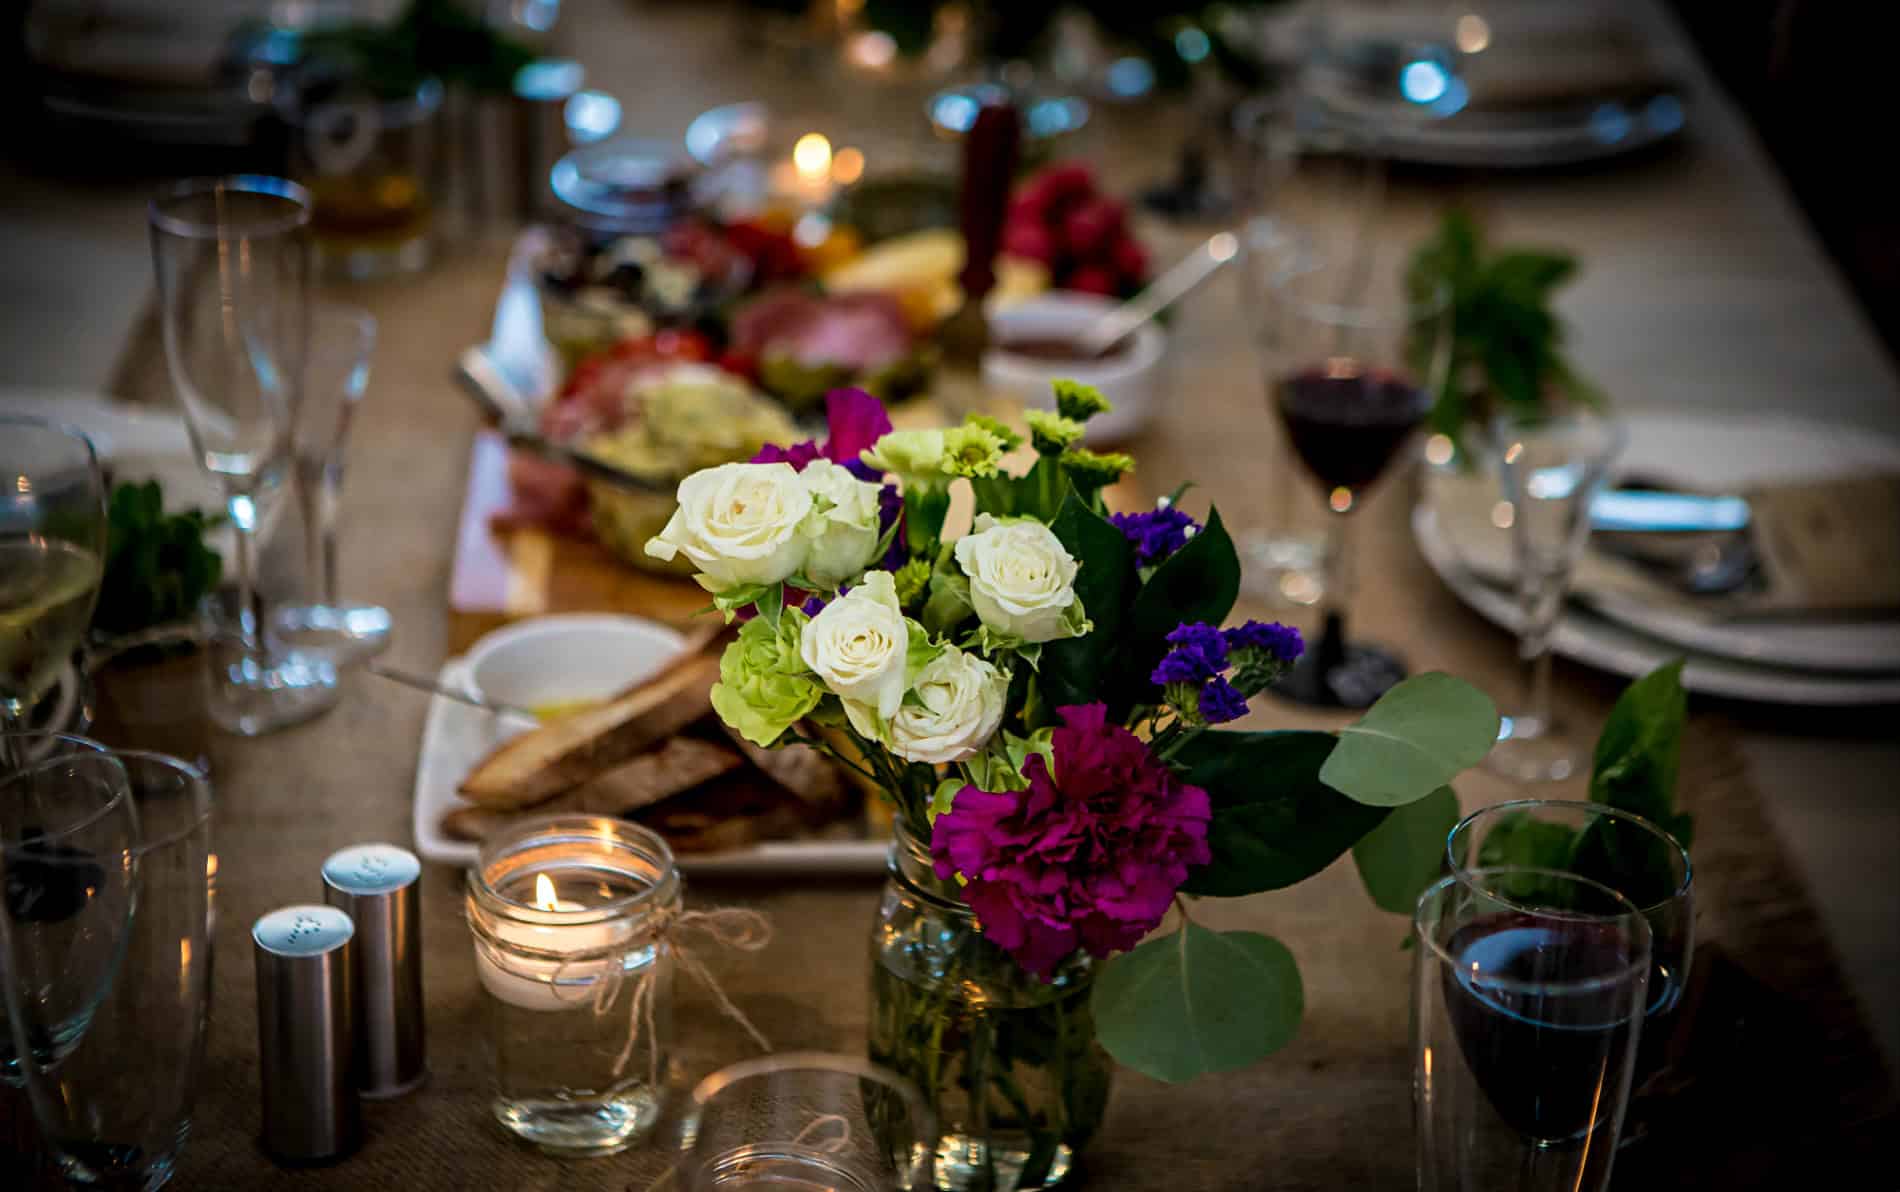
[793,133,833,182]
[534,873,560,911]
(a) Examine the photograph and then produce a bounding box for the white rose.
[800,570,910,719]
[799,459,885,588]
[645,462,813,592]
[884,647,1006,764]
[952,515,1083,644]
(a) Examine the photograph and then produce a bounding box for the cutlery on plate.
[1073,231,1240,357]
[368,662,540,723]
[455,346,670,494]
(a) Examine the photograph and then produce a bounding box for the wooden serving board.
[447,431,713,655]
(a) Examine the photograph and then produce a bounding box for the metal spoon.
[366,662,540,723]
[1073,231,1240,357]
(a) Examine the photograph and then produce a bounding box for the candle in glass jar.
[475,873,617,1012]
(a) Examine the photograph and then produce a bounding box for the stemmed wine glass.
[269,301,393,664]
[1252,244,1451,706]
[1485,410,1626,781]
[0,418,108,769]
[1413,867,1653,1192]
[148,175,340,736]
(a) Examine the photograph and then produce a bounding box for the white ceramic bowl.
[982,291,1167,446]
[462,614,688,741]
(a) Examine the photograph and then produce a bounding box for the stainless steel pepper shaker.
[253,904,359,1164]
[322,843,427,1098]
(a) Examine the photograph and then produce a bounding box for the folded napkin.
[1427,468,1900,619]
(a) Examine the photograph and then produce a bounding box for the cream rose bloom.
[884,646,1006,764]
[953,515,1084,644]
[800,570,910,719]
[645,462,813,592]
[799,459,884,588]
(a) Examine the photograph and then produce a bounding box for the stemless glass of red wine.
[1255,250,1451,706]
[1413,868,1653,1192]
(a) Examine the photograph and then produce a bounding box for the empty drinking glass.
[270,301,393,664]
[675,1052,935,1191]
[1413,868,1652,1192]
[8,751,213,1188]
[149,175,340,736]
[0,742,138,1089]
[1486,411,1626,781]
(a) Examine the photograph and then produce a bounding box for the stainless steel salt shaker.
[253,904,359,1164]
[322,843,427,1098]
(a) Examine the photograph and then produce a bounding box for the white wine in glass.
[0,417,107,765]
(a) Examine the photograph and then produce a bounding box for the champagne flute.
[0,418,108,769]
[148,175,339,736]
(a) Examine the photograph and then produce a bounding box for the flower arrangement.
[648,384,1500,1093]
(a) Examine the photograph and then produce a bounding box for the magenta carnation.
[750,388,893,480]
[931,704,1213,977]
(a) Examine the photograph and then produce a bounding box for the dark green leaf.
[904,486,951,556]
[1040,495,1137,709]
[1320,673,1499,807]
[1485,250,1577,298]
[1353,785,1462,914]
[1590,660,1693,846]
[1092,923,1303,1083]
[1178,731,1389,897]
[1474,811,1579,872]
[1114,507,1240,710]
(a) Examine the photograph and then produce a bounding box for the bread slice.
[634,762,848,853]
[457,653,720,808]
[441,735,745,843]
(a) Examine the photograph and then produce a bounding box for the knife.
[1589,490,1751,533]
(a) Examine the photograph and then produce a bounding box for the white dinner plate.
[411,650,888,876]
[1414,504,1900,706]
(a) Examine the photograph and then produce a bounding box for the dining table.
[8,0,1898,1187]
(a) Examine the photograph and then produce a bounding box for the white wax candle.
[475,873,620,1012]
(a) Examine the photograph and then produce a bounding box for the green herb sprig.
[92,481,224,639]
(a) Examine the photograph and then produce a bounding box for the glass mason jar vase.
[869,821,1111,1191]
[466,816,681,1157]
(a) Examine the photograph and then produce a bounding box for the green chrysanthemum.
[1053,379,1113,422]
[1025,409,1086,454]
[1061,447,1135,487]
[891,557,933,612]
[940,425,1006,478]
[962,412,1024,452]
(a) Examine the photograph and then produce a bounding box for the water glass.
[1486,411,1626,782]
[1413,868,1652,1192]
[270,302,393,666]
[9,752,214,1188]
[149,175,340,736]
[1,417,108,764]
[676,1052,936,1192]
[0,741,138,1088]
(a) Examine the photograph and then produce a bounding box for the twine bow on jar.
[544,905,775,1085]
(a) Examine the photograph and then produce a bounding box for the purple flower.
[931,704,1212,978]
[1151,621,1228,686]
[1224,620,1304,665]
[750,388,894,481]
[1110,505,1199,568]
[1197,676,1249,724]
[877,483,906,571]
[798,592,829,617]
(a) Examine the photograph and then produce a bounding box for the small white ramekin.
[462,614,688,742]
[982,290,1168,445]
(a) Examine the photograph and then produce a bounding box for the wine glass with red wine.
[1414,868,1653,1192]
[1254,250,1450,706]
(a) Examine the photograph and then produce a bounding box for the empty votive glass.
[465,816,681,1156]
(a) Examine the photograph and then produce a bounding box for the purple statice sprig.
[1110,503,1200,570]
[1151,621,1247,727]
[1225,619,1304,696]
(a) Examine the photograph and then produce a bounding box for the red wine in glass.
[1443,913,1648,1144]
[1269,362,1433,708]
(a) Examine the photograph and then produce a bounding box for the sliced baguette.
[457,653,720,808]
[718,724,847,808]
[441,735,744,843]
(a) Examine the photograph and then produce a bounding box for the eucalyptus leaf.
[1319,673,1499,807]
[1092,923,1303,1083]
[1176,731,1388,897]
[1352,785,1462,914]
